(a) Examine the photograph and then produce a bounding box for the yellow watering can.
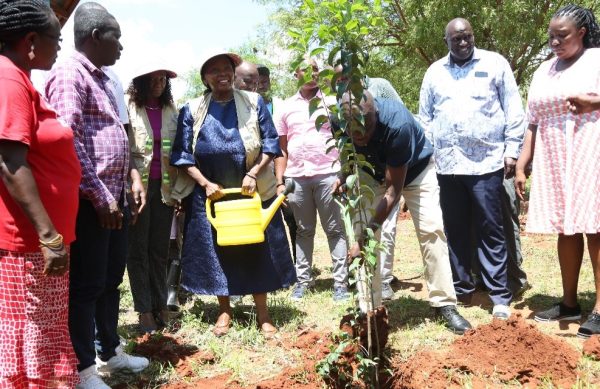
[206,180,294,246]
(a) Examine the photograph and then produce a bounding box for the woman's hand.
[41,244,69,277]
[241,174,257,196]
[204,181,224,201]
[515,169,528,201]
[566,93,600,114]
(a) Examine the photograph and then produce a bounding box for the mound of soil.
[393,314,579,388]
[583,335,600,360]
[134,333,207,366]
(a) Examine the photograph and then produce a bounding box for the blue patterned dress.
[171,97,296,295]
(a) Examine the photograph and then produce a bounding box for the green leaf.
[310,47,325,57]
[351,3,368,12]
[315,114,329,132]
[345,19,359,31]
[288,27,302,39]
[345,174,357,189]
[308,97,321,117]
[327,46,341,67]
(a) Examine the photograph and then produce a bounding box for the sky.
[33,0,275,99]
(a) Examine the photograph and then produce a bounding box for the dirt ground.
[128,314,596,388]
[121,211,597,388]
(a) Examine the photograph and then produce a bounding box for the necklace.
[145,105,161,110]
[213,97,234,104]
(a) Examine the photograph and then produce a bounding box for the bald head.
[340,90,377,146]
[445,18,472,37]
[444,18,475,65]
[234,61,259,92]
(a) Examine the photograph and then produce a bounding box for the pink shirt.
[275,91,339,178]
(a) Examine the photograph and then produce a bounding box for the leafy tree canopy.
[183,0,599,111]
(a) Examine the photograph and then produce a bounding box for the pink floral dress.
[526,48,600,234]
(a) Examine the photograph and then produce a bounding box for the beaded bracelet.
[39,233,64,250]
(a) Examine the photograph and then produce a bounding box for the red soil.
[393,314,580,388]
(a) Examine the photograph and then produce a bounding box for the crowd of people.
[1,0,600,388]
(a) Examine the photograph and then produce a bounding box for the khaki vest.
[171,89,276,201]
[127,96,179,206]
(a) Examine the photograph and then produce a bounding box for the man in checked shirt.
[45,3,148,388]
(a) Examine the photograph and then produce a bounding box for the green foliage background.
[183,0,600,111]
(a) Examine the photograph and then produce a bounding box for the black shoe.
[435,305,472,335]
[534,302,582,322]
[577,312,600,339]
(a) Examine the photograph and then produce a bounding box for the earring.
[28,45,35,60]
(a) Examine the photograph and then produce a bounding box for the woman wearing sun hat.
[126,62,179,333]
[170,50,296,338]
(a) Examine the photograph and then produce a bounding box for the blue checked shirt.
[418,48,525,175]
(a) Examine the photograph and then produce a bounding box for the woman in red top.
[0,1,81,388]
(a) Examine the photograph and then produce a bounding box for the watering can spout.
[261,178,295,231]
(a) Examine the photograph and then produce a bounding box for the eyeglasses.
[41,32,63,43]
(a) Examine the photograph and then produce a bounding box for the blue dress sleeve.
[257,96,282,157]
[170,103,196,167]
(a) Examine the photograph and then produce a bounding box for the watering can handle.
[206,188,259,224]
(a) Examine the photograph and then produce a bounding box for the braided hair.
[0,0,54,52]
[553,4,600,48]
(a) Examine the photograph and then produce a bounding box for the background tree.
[247,0,599,111]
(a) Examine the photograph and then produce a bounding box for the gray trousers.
[127,179,174,313]
[288,173,348,288]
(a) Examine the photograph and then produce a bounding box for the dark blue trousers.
[437,169,512,306]
[69,199,128,371]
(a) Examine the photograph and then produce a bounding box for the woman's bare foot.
[212,311,232,337]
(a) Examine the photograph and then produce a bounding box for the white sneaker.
[76,365,110,389]
[96,345,149,376]
[492,304,511,320]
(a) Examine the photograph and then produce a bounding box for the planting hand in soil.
[338,91,472,335]
[516,5,600,338]
[419,18,524,318]
[335,65,407,302]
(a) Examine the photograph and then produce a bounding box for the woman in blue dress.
[170,51,296,338]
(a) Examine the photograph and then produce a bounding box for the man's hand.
[504,157,517,179]
[347,241,362,264]
[331,177,346,195]
[41,244,69,277]
[567,93,600,114]
[97,200,123,229]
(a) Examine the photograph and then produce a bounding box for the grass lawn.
[109,217,600,388]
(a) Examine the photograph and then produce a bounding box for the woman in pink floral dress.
[516,4,600,338]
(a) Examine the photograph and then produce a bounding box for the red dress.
[0,56,81,388]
